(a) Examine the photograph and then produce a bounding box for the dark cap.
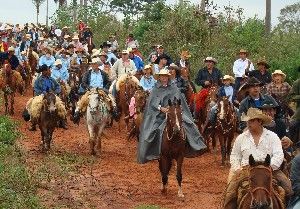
[239,77,264,92]
[38,64,49,73]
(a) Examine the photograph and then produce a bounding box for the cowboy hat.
[90,57,100,64]
[5,26,12,30]
[181,50,191,58]
[239,77,263,92]
[21,51,26,55]
[85,25,90,29]
[241,108,272,125]
[91,49,100,58]
[38,37,44,41]
[143,64,154,74]
[54,59,63,66]
[8,46,15,52]
[99,51,108,57]
[222,75,235,83]
[62,26,69,29]
[64,35,70,39]
[272,70,286,80]
[168,63,179,70]
[72,35,79,40]
[156,45,164,49]
[100,41,111,49]
[204,57,217,64]
[239,49,248,54]
[154,68,171,80]
[122,49,129,54]
[257,58,270,69]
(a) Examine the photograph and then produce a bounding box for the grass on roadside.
[0,115,42,209]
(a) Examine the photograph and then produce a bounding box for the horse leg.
[176,156,184,198]
[226,135,233,166]
[88,125,96,155]
[10,93,14,115]
[96,123,106,156]
[4,93,8,115]
[159,156,171,194]
[219,134,226,166]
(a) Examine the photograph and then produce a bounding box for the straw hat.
[239,49,248,54]
[272,70,286,80]
[38,37,44,41]
[222,75,235,83]
[8,46,15,52]
[257,58,270,69]
[62,26,69,29]
[241,108,272,126]
[21,51,27,55]
[91,49,100,58]
[54,59,62,66]
[239,77,263,92]
[72,35,79,40]
[122,49,129,54]
[154,68,171,80]
[64,35,70,39]
[168,63,179,70]
[143,64,154,74]
[204,57,217,64]
[90,57,100,64]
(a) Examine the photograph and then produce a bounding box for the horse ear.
[168,99,172,106]
[249,155,256,166]
[177,99,181,106]
[264,154,271,166]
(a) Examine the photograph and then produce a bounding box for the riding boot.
[73,111,81,125]
[28,123,37,131]
[60,119,68,130]
[112,106,120,122]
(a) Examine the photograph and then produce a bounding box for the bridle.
[165,110,185,141]
[249,165,273,208]
[216,99,235,135]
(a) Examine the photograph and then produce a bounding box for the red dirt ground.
[7,91,229,209]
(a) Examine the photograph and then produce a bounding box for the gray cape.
[137,82,207,164]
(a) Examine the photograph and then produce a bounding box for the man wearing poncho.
[25,64,67,131]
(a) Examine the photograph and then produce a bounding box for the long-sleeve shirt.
[233,58,255,78]
[131,55,144,71]
[230,128,284,172]
[111,58,136,80]
[51,66,69,83]
[195,67,223,87]
[89,70,104,88]
[140,75,156,91]
[39,55,55,68]
[34,75,61,96]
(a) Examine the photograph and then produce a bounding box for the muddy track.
[7,91,229,209]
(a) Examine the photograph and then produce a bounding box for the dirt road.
[8,92,229,209]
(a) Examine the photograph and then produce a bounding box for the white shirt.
[111,58,136,79]
[232,58,255,78]
[230,128,283,172]
[54,29,62,37]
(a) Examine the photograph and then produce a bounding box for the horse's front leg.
[87,124,96,155]
[176,155,184,198]
[96,122,106,156]
[219,134,226,166]
[159,156,172,194]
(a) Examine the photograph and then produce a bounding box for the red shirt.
[78,22,85,32]
[0,42,8,52]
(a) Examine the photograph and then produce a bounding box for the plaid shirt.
[266,82,291,99]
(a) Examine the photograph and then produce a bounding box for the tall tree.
[278,2,300,33]
[54,0,67,7]
[265,0,271,34]
[32,0,46,24]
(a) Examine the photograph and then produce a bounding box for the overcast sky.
[0,0,298,26]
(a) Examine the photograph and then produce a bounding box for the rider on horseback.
[73,57,118,123]
[223,108,292,209]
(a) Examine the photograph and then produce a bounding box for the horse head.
[43,92,57,114]
[248,154,273,209]
[217,96,231,120]
[88,91,101,115]
[167,98,183,135]
[134,88,148,113]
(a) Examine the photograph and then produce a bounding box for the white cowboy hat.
[91,49,100,58]
[38,37,44,41]
[143,64,154,74]
[241,108,272,126]
[62,26,69,29]
[272,70,286,80]
[204,57,218,64]
[54,59,63,66]
[72,35,79,40]
[64,35,70,39]
[223,75,235,83]
[90,57,100,64]
[8,46,15,52]
[154,67,171,80]
[5,26,12,30]
[122,49,129,54]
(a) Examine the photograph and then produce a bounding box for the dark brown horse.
[39,92,58,151]
[239,154,284,209]
[0,64,24,115]
[160,98,186,198]
[215,96,236,165]
[116,75,139,131]
[127,88,149,140]
[17,61,32,88]
[68,71,80,119]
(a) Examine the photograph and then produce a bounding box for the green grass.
[0,116,42,209]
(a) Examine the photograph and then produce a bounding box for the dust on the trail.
[8,91,229,209]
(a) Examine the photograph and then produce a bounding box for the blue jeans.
[235,77,243,91]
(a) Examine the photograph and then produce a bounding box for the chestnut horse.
[160,98,186,198]
[116,75,140,131]
[238,154,284,209]
[27,48,38,76]
[215,96,236,165]
[0,64,24,115]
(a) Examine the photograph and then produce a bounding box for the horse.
[238,154,285,209]
[115,75,140,131]
[0,64,24,115]
[27,48,38,76]
[86,89,111,155]
[16,61,32,89]
[127,88,149,140]
[179,67,195,109]
[68,70,80,119]
[159,98,186,198]
[39,92,59,151]
[215,96,236,165]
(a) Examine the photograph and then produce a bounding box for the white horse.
[86,91,111,155]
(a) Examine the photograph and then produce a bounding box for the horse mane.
[116,74,140,91]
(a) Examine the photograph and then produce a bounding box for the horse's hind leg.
[176,156,184,198]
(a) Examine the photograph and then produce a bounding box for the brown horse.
[160,98,186,198]
[180,67,195,108]
[27,48,38,76]
[215,96,236,165]
[39,92,58,151]
[239,154,284,209]
[0,64,24,115]
[17,61,32,88]
[127,88,149,140]
[68,71,80,118]
[116,75,140,131]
